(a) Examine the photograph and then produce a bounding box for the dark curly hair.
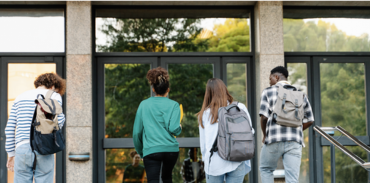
[34,73,66,96]
[146,67,170,95]
[129,151,138,158]
[271,66,289,78]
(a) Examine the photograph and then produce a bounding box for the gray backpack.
[273,84,304,127]
[209,102,255,163]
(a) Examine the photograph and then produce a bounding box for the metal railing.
[313,125,370,170]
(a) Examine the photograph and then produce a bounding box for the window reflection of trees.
[105,64,151,138]
[288,62,368,182]
[284,19,370,52]
[97,18,250,52]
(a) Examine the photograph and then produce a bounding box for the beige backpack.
[273,84,304,127]
[34,90,63,134]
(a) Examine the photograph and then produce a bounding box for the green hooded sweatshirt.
[133,97,182,158]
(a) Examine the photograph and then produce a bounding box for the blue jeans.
[206,162,245,183]
[14,143,54,183]
[259,141,302,183]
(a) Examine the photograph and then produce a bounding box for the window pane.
[7,63,56,183]
[106,149,147,183]
[320,63,366,136]
[106,148,249,183]
[0,9,64,52]
[283,18,370,52]
[323,146,368,183]
[227,63,247,107]
[287,63,309,183]
[96,17,250,52]
[168,64,213,137]
[105,64,151,138]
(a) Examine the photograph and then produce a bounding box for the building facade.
[1,1,370,183]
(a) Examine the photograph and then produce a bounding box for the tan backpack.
[30,90,65,174]
[273,84,305,127]
[34,90,63,134]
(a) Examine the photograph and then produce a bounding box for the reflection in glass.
[287,63,309,183]
[227,63,247,107]
[105,64,151,138]
[284,18,370,52]
[320,63,366,136]
[106,149,147,183]
[106,148,249,183]
[323,146,368,183]
[96,18,250,52]
[168,64,213,137]
[0,9,64,52]
[7,63,56,183]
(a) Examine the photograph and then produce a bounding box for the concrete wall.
[254,1,285,182]
[66,2,92,183]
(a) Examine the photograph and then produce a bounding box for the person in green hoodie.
[133,66,182,183]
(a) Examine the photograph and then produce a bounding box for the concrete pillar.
[66,1,92,183]
[254,1,284,182]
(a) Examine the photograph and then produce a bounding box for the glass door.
[313,57,370,183]
[97,57,157,183]
[0,57,64,183]
[286,56,370,183]
[97,56,254,183]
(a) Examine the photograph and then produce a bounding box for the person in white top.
[197,78,254,183]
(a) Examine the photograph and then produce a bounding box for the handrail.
[313,125,370,170]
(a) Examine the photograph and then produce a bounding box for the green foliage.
[288,62,367,182]
[97,18,250,52]
[105,64,151,138]
[97,18,208,52]
[168,64,213,137]
[284,19,370,52]
[227,64,247,105]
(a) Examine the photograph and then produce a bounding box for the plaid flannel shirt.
[259,81,314,145]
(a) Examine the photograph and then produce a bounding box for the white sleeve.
[199,124,206,161]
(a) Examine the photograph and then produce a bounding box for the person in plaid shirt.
[259,66,314,183]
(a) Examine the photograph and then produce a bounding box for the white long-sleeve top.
[5,89,65,157]
[199,102,254,176]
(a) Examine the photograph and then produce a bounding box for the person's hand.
[7,157,15,172]
[180,124,182,129]
[262,136,266,144]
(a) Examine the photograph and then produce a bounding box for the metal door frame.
[286,54,370,183]
[0,55,66,183]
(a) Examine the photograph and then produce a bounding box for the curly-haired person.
[133,67,182,183]
[5,73,66,183]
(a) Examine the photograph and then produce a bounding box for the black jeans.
[143,152,179,183]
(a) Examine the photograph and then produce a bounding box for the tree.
[97,18,208,52]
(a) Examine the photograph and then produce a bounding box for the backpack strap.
[45,90,54,99]
[224,101,240,111]
[29,106,38,175]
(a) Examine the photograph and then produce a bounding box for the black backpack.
[30,90,65,174]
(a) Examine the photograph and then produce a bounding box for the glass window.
[7,63,57,183]
[227,63,247,107]
[106,148,249,183]
[283,9,370,52]
[96,8,250,52]
[287,63,309,183]
[320,63,366,136]
[106,149,147,183]
[105,64,151,138]
[323,146,368,183]
[168,64,213,137]
[0,9,64,52]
